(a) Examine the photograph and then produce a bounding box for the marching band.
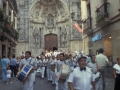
[16,49,108,90]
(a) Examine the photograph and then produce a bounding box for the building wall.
[16,0,83,57]
[81,0,120,62]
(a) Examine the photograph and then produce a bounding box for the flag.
[74,22,83,32]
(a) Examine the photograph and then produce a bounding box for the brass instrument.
[51,64,55,72]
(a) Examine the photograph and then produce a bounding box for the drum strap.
[29,58,32,65]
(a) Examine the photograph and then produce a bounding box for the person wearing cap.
[46,56,52,81]
[55,53,70,90]
[68,56,95,90]
[50,55,57,85]
[39,55,45,79]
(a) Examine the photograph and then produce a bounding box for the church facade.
[16,0,83,57]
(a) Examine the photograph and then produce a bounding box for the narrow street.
[0,76,114,90]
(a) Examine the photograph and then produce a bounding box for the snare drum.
[17,64,33,83]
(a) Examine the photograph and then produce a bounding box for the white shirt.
[87,62,97,74]
[7,70,12,78]
[113,64,120,74]
[96,53,109,67]
[68,67,94,90]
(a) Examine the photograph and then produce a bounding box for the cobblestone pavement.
[0,76,114,90]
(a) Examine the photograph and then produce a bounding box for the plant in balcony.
[0,9,4,28]
[96,12,108,23]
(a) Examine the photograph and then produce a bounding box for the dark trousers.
[44,66,47,77]
[99,66,106,90]
[16,64,19,73]
[114,74,120,90]
[10,65,17,77]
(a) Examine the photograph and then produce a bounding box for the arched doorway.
[45,34,58,51]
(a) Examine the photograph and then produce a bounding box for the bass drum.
[17,64,33,83]
[59,64,69,82]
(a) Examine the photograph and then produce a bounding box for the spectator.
[6,67,12,84]
[113,57,120,90]
[1,55,8,82]
[10,54,17,77]
[96,48,109,90]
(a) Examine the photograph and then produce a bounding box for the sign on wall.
[92,34,103,42]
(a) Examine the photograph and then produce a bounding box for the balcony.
[3,19,19,41]
[83,16,93,35]
[9,0,18,14]
[0,8,18,42]
[95,3,111,27]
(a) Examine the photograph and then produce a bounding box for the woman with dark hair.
[1,55,8,82]
[113,57,120,90]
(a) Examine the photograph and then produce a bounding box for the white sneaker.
[7,83,8,84]
[10,82,12,83]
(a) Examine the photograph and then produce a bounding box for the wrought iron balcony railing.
[3,19,19,41]
[95,3,110,23]
[83,16,92,34]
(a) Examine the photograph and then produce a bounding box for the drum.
[59,64,69,82]
[51,64,55,72]
[17,64,33,83]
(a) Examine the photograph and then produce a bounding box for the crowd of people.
[0,48,120,90]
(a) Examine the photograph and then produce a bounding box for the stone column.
[15,17,17,29]
[0,0,3,10]
[81,0,88,19]
[11,10,13,22]
[6,1,9,16]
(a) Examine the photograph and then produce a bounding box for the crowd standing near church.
[0,48,120,90]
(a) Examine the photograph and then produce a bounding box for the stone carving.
[45,0,52,2]
[30,3,41,19]
[60,26,67,47]
[47,14,54,27]
[33,27,41,47]
[47,17,54,27]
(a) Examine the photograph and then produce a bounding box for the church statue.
[33,28,40,47]
[47,16,54,27]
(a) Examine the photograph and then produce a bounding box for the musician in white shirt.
[18,51,37,90]
[87,55,102,90]
[46,56,52,81]
[68,56,95,90]
[50,55,57,85]
[39,55,45,79]
[55,53,69,90]
[55,54,60,90]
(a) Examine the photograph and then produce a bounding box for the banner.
[74,22,83,33]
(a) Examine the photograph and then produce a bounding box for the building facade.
[0,0,18,59]
[81,0,120,61]
[16,0,83,57]
[0,0,18,76]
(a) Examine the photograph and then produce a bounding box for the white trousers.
[55,78,58,90]
[33,70,36,82]
[51,71,55,84]
[41,67,45,78]
[57,77,69,90]
[47,69,52,81]
[95,78,103,90]
[23,73,34,90]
